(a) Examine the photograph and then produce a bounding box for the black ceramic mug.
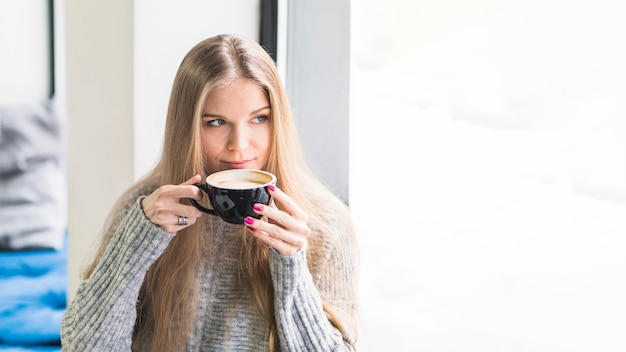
[190,169,276,224]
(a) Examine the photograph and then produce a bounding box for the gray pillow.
[0,100,66,250]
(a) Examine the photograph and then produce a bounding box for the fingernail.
[244,217,254,225]
[268,184,276,192]
[247,226,256,232]
[253,204,263,211]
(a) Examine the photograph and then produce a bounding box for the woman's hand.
[140,174,204,234]
[244,185,311,256]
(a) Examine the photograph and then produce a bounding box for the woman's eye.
[252,115,268,124]
[206,119,225,126]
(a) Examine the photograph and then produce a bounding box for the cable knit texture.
[61,194,358,351]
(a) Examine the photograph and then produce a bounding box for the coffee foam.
[207,169,274,190]
[214,179,265,189]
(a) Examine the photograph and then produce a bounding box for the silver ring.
[178,216,188,226]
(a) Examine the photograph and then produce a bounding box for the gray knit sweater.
[61,197,358,351]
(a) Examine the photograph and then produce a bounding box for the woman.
[61,34,359,351]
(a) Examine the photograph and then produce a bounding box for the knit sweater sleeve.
[60,198,173,351]
[270,223,359,352]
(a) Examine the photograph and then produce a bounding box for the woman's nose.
[227,126,250,151]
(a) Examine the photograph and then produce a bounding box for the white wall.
[0,0,50,105]
[351,0,626,351]
[65,0,134,300]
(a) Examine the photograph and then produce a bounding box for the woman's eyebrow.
[250,106,271,114]
[201,112,225,118]
[202,106,270,118]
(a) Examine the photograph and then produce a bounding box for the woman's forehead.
[202,78,270,114]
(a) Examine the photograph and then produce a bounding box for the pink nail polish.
[244,217,254,225]
[247,226,255,232]
[253,204,263,211]
[268,184,276,192]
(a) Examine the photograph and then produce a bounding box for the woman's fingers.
[244,185,310,256]
[246,221,302,256]
[254,203,310,238]
[178,173,204,201]
[140,174,204,234]
[267,184,309,223]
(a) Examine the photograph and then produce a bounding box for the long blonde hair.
[83,34,356,351]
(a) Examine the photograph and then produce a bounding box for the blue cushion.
[0,239,66,347]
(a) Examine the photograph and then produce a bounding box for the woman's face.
[201,78,272,173]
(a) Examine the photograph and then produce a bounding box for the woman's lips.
[223,159,252,168]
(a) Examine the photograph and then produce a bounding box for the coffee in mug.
[190,169,276,224]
